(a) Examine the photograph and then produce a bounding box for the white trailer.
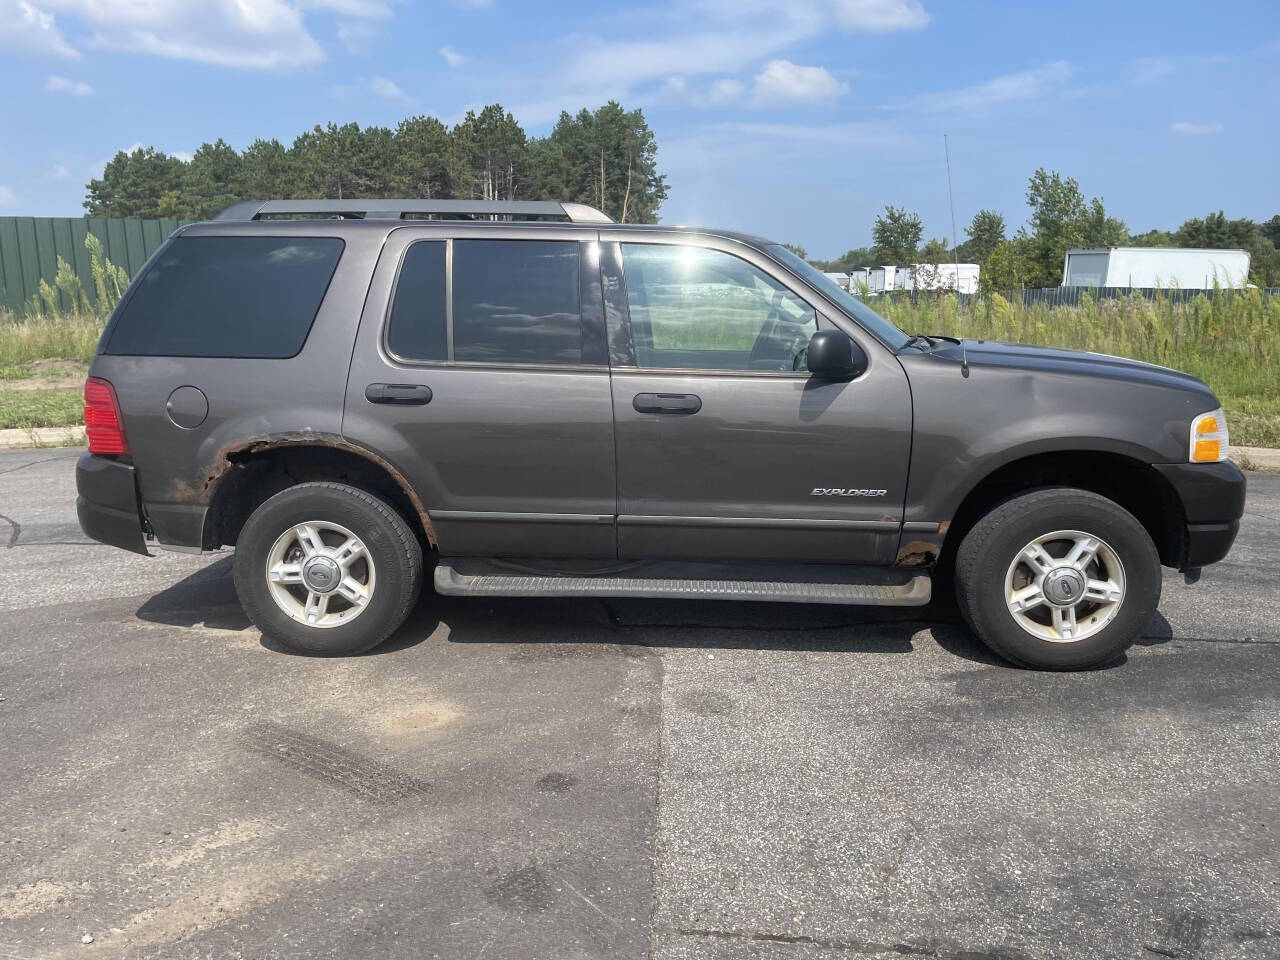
[823,271,851,291]
[1062,247,1250,289]
[898,263,980,294]
[868,266,897,293]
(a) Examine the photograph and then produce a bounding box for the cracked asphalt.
[1,446,1278,960]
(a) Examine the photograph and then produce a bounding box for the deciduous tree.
[871,205,923,265]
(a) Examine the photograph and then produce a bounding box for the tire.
[232,482,423,656]
[954,487,1161,670]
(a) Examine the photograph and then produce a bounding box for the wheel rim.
[264,520,376,629]
[1004,529,1125,643]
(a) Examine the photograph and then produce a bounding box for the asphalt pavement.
[1,446,1278,960]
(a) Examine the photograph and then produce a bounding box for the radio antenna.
[944,133,968,369]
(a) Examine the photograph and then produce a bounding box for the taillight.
[84,377,130,455]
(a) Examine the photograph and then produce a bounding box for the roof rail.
[212,199,614,224]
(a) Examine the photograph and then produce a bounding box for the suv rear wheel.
[232,482,423,655]
[954,488,1161,670]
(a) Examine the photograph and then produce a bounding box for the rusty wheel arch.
[199,432,436,548]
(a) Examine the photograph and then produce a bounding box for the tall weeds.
[1,234,132,370]
[877,289,1277,406]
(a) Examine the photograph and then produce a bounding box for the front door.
[602,235,912,565]
[343,224,617,558]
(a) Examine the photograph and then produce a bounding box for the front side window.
[106,236,343,358]
[620,243,817,372]
[452,239,584,365]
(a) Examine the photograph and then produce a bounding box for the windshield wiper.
[904,333,936,350]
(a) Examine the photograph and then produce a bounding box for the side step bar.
[434,565,931,606]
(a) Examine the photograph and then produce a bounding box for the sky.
[0,0,1277,258]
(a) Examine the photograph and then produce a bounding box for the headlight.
[1190,408,1229,463]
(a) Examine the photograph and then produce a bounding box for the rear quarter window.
[105,235,344,358]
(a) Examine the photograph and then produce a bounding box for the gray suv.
[76,199,1245,669]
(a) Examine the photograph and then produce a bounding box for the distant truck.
[1062,247,1250,289]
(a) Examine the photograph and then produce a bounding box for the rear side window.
[452,239,583,364]
[386,241,447,361]
[105,236,344,358]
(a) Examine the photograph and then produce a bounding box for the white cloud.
[707,77,745,104]
[47,162,70,179]
[172,150,193,162]
[23,0,399,71]
[45,73,93,95]
[440,45,466,67]
[830,0,929,31]
[1,0,79,59]
[337,20,377,54]
[663,76,747,108]
[906,60,1071,113]
[35,0,325,69]
[1171,121,1223,135]
[368,74,407,99]
[0,186,17,207]
[331,75,408,100]
[1130,57,1174,85]
[752,59,847,105]
[561,0,925,98]
[299,0,394,16]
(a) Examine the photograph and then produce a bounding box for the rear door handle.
[365,383,432,405]
[633,392,702,415]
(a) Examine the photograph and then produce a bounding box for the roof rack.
[213,199,613,224]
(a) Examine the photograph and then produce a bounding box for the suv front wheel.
[232,482,423,655]
[954,488,1162,669]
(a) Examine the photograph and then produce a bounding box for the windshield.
[764,244,909,350]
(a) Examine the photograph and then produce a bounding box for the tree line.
[83,101,668,224]
[804,169,1280,289]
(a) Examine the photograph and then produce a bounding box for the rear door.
[602,233,913,564]
[343,224,617,558]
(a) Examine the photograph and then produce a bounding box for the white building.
[1061,247,1250,289]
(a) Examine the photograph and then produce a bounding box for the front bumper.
[1152,460,1246,568]
[76,453,149,556]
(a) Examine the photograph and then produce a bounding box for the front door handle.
[365,383,432,405]
[633,392,702,415]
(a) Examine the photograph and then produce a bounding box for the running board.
[434,565,931,606]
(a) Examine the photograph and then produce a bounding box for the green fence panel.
[14,218,40,312]
[0,216,194,314]
[122,218,145,273]
[141,218,162,252]
[104,219,127,272]
[0,218,23,313]
[50,216,76,311]
[32,218,58,311]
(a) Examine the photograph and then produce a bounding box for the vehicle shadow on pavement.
[134,558,1171,669]
[135,555,250,631]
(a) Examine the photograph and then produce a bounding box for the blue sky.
[1,0,1277,258]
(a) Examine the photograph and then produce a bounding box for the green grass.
[0,310,104,369]
[0,387,83,430]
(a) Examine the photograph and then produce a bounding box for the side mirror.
[806,329,867,381]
